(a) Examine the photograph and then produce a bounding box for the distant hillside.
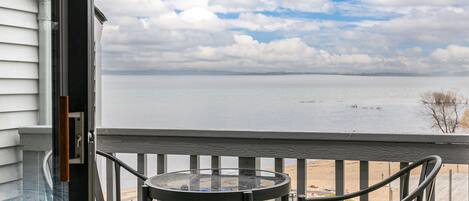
[102,69,469,77]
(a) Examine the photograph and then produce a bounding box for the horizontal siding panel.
[0,26,38,46]
[0,129,19,148]
[0,7,37,29]
[0,0,38,13]
[0,80,38,94]
[0,61,38,79]
[0,43,38,62]
[0,163,22,184]
[0,147,22,166]
[0,111,37,130]
[0,180,22,200]
[0,95,38,112]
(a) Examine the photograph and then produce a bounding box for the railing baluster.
[416,161,428,201]
[115,164,121,201]
[275,158,284,173]
[142,185,150,201]
[360,161,369,201]
[389,162,393,201]
[190,155,200,169]
[297,159,307,198]
[449,169,452,201]
[275,158,285,201]
[400,162,410,199]
[335,160,344,196]
[239,157,257,169]
[190,155,200,190]
[239,157,259,190]
[425,161,436,201]
[137,153,147,201]
[106,153,116,201]
[211,156,221,191]
[157,154,167,174]
[94,162,105,201]
[211,156,221,169]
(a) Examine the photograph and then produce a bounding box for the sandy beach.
[284,161,468,201]
[113,161,467,201]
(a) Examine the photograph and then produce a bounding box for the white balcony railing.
[97,128,469,201]
[19,126,469,201]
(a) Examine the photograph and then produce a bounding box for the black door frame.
[52,0,96,200]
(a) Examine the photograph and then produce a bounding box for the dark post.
[52,0,95,200]
[359,161,369,201]
[68,0,95,199]
[51,0,69,199]
[400,162,410,199]
[142,185,150,201]
[335,160,344,196]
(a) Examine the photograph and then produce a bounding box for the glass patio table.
[142,168,291,201]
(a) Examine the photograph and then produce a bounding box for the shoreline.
[110,161,467,201]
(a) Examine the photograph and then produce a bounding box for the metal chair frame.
[96,150,148,201]
[298,155,442,201]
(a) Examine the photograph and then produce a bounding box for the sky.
[95,0,469,74]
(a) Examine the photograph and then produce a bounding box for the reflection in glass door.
[0,0,99,200]
[0,0,54,200]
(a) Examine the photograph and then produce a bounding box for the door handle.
[59,96,70,182]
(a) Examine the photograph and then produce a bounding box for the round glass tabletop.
[145,168,290,193]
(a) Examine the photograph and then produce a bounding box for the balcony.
[19,126,469,201]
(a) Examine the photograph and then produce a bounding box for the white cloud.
[327,6,469,54]
[280,0,332,12]
[154,7,225,31]
[227,13,323,32]
[362,0,469,7]
[189,35,377,70]
[95,0,469,74]
[208,0,276,12]
[163,0,333,13]
[96,0,172,18]
[431,45,469,64]
[163,0,210,10]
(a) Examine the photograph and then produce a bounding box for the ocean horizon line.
[102,69,469,77]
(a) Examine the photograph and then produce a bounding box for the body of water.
[102,74,469,133]
[99,74,469,191]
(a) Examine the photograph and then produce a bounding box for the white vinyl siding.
[0,180,22,200]
[0,163,23,196]
[0,111,38,131]
[0,95,38,112]
[0,61,38,79]
[0,0,38,13]
[0,130,20,148]
[0,7,38,29]
[0,1,38,197]
[0,26,38,46]
[0,163,22,184]
[0,147,22,166]
[0,79,38,94]
[0,43,38,62]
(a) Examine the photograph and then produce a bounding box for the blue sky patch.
[258,8,393,22]
[216,12,240,19]
[245,31,285,43]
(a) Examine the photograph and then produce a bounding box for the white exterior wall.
[0,0,39,199]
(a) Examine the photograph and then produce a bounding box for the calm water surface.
[99,74,469,189]
[102,74,469,133]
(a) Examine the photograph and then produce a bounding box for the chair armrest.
[297,155,442,201]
